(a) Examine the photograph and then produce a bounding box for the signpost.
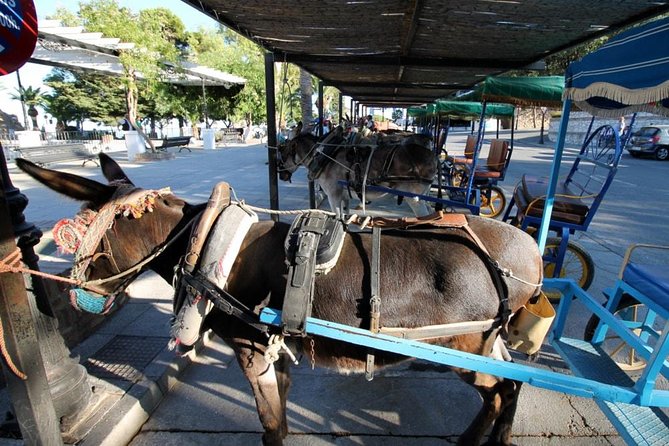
[0,0,38,75]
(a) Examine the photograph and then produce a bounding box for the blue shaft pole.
[537,99,571,253]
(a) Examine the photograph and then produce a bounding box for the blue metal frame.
[259,304,668,408]
[336,181,481,215]
[503,122,623,274]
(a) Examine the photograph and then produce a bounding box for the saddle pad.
[171,204,258,347]
[623,263,669,311]
[520,175,590,216]
[285,212,345,275]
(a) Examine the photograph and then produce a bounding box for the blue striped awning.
[564,16,669,117]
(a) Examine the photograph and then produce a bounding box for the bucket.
[507,292,555,355]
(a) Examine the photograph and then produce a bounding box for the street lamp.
[539,106,548,144]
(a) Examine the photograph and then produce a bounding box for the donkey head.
[16,153,189,313]
[277,138,301,182]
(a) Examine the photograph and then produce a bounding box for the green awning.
[407,103,438,117]
[435,100,515,118]
[460,76,565,107]
[409,101,514,118]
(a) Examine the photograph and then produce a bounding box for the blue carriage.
[263,16,669,445]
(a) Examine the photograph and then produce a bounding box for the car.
[627,125,669,160]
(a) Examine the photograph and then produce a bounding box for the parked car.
[627,125,669,160]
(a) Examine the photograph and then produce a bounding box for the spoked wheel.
[584,296,664,372]
[476,185,506,218]
[447,164,468,188]
[542,237,595,301]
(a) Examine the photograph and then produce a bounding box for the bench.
[151,136,192,152]
[15,143,98,167]
[221,128,243,144]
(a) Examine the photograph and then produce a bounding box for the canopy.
[435,100,515,119]
[564,16,669,117]
[461,76,565,107]
[408,101,514,119]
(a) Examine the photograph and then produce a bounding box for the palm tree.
[11,86,45,130]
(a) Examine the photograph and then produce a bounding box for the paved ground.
[1,128,667,445]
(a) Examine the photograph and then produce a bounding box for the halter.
[52,186,184,314]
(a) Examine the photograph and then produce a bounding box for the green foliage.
[544,37,608,75]
[189,27,265,125]
[392,109,403,121]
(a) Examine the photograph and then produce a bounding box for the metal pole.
[264,53,279,218]
[1,143,95,444]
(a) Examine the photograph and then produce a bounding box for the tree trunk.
[125,71,156,152]
[299,69,313,126]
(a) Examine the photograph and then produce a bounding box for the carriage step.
[552,337,669,445]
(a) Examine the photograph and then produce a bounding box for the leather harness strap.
[281,212,330,336]
[348,211,511,338]
[365,226,382,381]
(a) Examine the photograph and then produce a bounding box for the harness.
[46,182,519,371]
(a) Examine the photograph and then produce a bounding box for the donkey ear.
[99,153,134,185]
[15,158,115,204]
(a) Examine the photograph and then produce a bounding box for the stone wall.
[547,111,669,144]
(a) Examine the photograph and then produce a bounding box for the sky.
[1,0,221,126]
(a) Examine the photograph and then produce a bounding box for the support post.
[1,143,94,444]
[338,91,343,125]
[265,52,279,219]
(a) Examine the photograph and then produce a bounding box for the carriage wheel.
[447,164,468,188]
[476,185,506,219]
[542,237,594,301]
[584,296,664,372]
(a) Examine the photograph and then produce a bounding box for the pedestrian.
[616,116,625,137]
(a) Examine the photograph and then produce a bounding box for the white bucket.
[507,292,556,355]
[202,128,216,150]
[124,131,145,161]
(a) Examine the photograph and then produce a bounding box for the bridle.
[53,186,197,314]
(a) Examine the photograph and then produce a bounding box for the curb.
[78,332,213,446]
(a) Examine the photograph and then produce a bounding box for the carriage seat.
[474,140,509,179]
[452,135,478,165]
[623,263,669,310]
[513,174,590,225]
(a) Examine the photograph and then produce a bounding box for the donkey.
[277,128,437,217]
[17,153,543,446]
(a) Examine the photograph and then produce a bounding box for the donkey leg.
[487,337,522,445]
[273,353,293,438]
[456,371,508,446]
[455,333,520,446]
[231,340,286,446]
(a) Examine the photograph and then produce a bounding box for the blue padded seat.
[623,263,669,311]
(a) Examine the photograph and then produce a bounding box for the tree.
[299,68,313,125]
[42,69,127,130]
[73,1,187,151]
[189,27,265,126]
[10,86,45,130]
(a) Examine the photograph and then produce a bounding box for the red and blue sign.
[0,0,37,75]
